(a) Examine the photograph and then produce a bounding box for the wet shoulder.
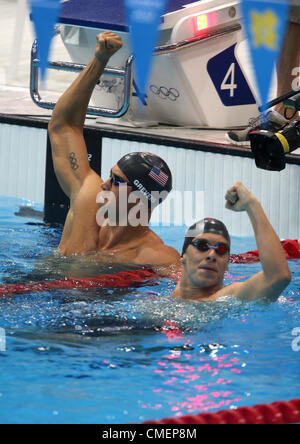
[136,230,180,266]
[215,282,243,300]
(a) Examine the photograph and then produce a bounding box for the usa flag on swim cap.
[148,166,168,187]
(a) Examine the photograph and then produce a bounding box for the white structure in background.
[59,0,260,128]
[7,0,29,82]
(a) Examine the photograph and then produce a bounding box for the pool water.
[0,196,299,424]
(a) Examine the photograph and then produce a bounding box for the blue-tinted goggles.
[109,170,133,187]
[191,239,229,256]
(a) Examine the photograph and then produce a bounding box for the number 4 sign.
[207,44,256,106]
[221,63,237,97]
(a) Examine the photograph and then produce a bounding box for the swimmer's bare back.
[48,31,180,268]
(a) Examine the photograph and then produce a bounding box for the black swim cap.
[181,218,230,256]
[117,152,172,206]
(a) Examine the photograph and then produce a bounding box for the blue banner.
[241,0,289,111]
[28,0,61,83]
[124,0,168,102]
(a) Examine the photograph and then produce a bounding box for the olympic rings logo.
[69,152,79,171]
[149,85,180,101]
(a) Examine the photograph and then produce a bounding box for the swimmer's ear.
[133,195,151,213]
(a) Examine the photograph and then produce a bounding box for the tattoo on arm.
[69,152,79,171]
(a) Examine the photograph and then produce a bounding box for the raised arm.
[225,182,291,302]
[48,32,123,198]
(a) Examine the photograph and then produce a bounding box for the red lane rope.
[1,239,299,296]
[0,269,158,296]
[142,398,300,424]
[229,239,300,263]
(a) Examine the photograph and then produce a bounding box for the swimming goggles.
[191,239,229,256]
[109,170,133,187]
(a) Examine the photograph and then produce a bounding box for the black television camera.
[248,90,300,171]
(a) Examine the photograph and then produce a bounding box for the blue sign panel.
[241,0,288,111]
[124,0,168,101]
[29,0,61,83]
[207,44,256,106]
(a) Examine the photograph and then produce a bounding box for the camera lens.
[249,120,300,171]
[249,130,286,171]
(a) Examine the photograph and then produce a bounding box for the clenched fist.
[225,181,257,212]
[95,31,123,63]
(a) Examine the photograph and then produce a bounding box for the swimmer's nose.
[205,249,217,262]
[101,178,111,191]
